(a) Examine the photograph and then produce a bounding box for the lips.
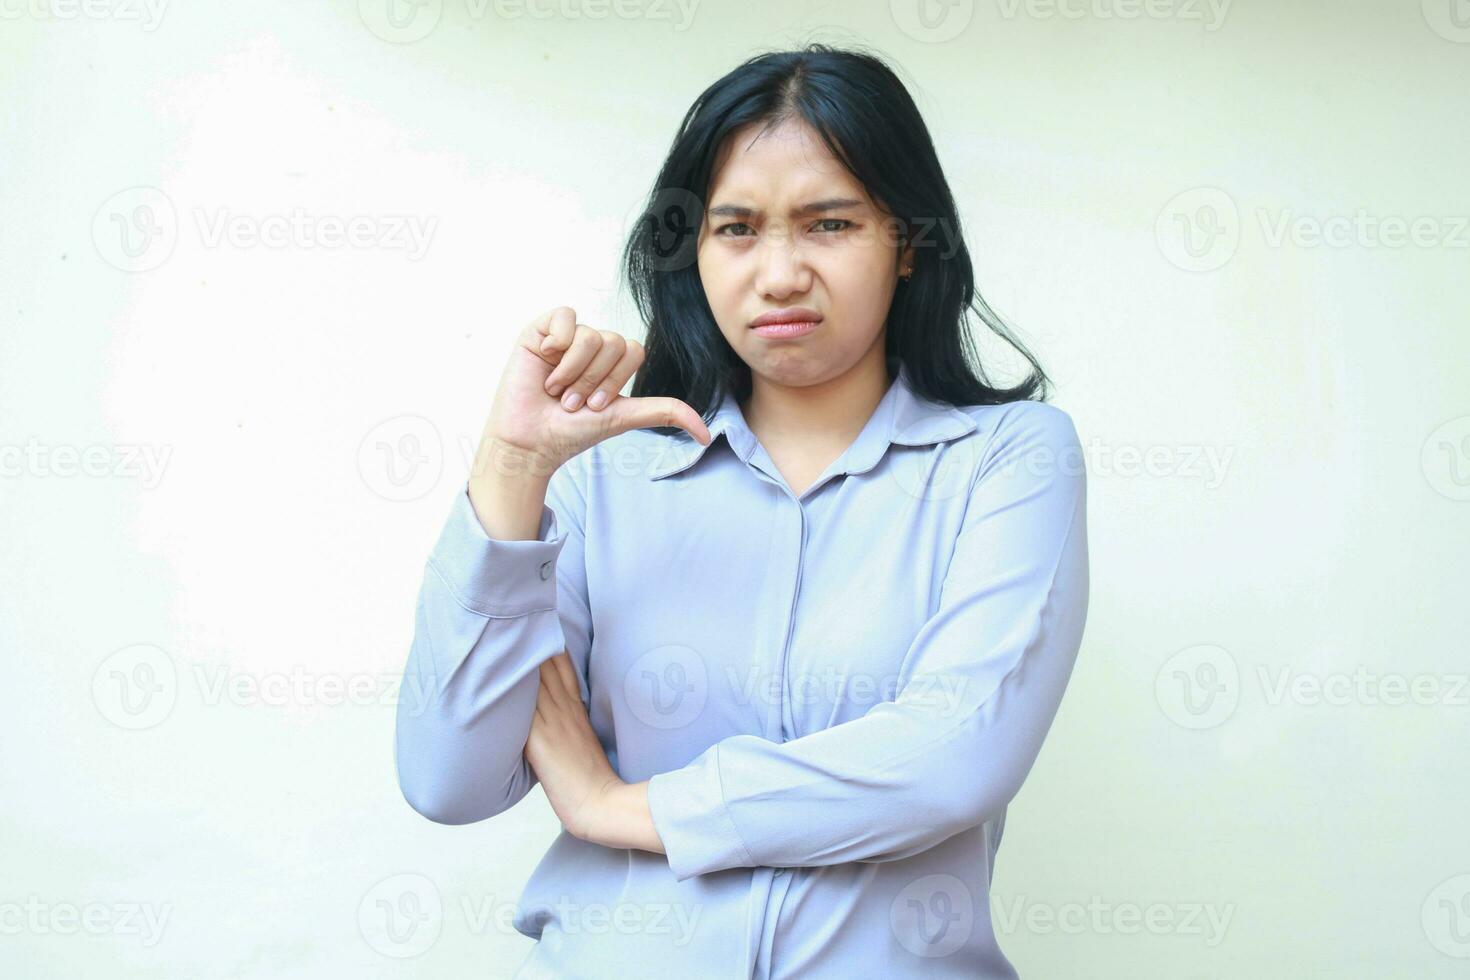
[750,307,823,328]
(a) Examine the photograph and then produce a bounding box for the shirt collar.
[646,363,978,481]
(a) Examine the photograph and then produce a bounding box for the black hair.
[622,41,1051,430]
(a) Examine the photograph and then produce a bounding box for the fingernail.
[547,383,564,397]
[588,390,608,409]
[562,390,583,410]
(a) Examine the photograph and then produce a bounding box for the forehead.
[707,119,868,204]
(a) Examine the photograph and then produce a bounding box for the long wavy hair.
[623,42,1051,433]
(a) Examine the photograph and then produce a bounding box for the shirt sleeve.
[645,402,1089,880]
[394,461,592,825]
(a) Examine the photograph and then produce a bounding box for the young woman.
[396,43,1089,979]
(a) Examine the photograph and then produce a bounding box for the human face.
[696,118,913,388]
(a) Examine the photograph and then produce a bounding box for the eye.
[714,222,754,237]
[813,218,853,233]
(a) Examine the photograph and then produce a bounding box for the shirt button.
[539,560,553,580]
[773,867,787,877]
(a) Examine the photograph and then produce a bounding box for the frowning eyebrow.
[707,197,865,219]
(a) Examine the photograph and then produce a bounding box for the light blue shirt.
[395,362,1090,978]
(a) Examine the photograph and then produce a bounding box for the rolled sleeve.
[646,743,754,882]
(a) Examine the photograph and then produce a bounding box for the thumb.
[600,395,712,446]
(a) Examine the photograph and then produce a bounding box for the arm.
[394,462,592,825]
[645,402,1089,880]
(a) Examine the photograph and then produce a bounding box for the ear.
[897,242,916,275]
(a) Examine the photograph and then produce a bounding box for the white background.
[2,0,1468,976]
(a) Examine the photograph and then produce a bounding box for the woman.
[395,43,1089,979]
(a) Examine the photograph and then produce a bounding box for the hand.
[471,307,712,484]
[525,650,622,842]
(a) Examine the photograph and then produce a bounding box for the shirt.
[394,361,1090,979]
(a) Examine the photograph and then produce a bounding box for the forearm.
[584,780,665,855]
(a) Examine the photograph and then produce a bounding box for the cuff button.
[539,560,553,580]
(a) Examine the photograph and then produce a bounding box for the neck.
[740,348,894,450]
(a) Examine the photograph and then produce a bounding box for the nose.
[753,228,812,300]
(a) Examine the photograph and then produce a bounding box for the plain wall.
[2,0,1467,976]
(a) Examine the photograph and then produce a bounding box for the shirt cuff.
[646,743,756,881]
[426,484,569,618]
